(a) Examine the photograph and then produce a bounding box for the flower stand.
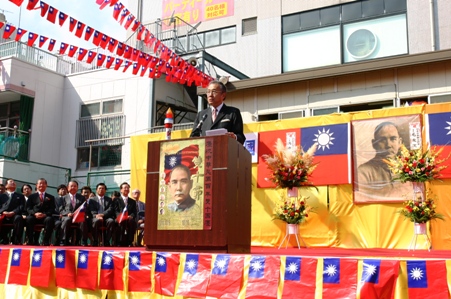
[278,223,307,249]
[408,222,431,251]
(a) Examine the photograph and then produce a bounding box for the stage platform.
[0,245,449,299]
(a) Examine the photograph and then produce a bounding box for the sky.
[1,0,130,50]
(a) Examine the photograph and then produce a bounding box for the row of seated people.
[0,178,146,247]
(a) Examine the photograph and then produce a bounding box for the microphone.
[196,114,208,129]
[190,114,208,137]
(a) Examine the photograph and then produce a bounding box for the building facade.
[1,0,451,192]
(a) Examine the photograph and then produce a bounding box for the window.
[282,0,407,72]
[242,17,257,35]
[278,110,305,119]
[187,27,236,51]
[205,30,220,47]
[0,102,20,128]
[311,107,339,116]
[76,99,125,169]
[77,145,122,169]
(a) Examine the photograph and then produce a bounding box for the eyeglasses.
[206,89,222,95]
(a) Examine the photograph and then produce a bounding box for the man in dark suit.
[0,179,25,245]
[132,189,145,246]
[25,178,55,246]
[60,180,87,246]
[114,182,137,247]
[94,183,116,246]
[53,184,67,246]
[190,80,246,145]
[81,185,101,246]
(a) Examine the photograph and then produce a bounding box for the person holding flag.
[114,182,137,247]
[59,180,87,246]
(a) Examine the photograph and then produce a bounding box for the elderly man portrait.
[355,120,413,202]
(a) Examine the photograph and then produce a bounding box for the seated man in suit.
[190,80,246,145]
[53,184,68,246]
[25,178,55,246]
[0,179,25,245]
[60,180,87,246]
[114,182,137,247]
[132,189,145,246]
[94,183,116,246]
[80,185,101,246]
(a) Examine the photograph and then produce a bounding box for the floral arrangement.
[273,195,314,224]
[398,189,444,223]
[262,138,317,189]
[385,144,448,183]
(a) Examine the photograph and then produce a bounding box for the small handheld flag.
[72,202,86,223]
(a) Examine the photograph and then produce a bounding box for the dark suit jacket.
[95,195,115,220]
[114,197,137,220]
[26,192,56,217]
[190,104,246,144]
[86,198,100,218]
[60,193,86,216]
[0,192,25,215]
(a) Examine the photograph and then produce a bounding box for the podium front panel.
[144,135,251,253]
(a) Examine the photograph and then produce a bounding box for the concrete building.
[1,0,451,191]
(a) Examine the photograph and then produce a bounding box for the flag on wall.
[99,251,124,291]
[177,253,211,298]
[55,249,76,289]
[426,111,451,178]
[206,254,244,299]
[154,252,180,296]
[128,251,153,292]
[282,256,317,299]
[322,258,357,299]
[300,123,350,185]
[0,248,10,284]
[76,249,99,290]
[407,260,448,299]
[163,144,200,184]
[8,248,30,285]
[358,259,399,299]
[257,129,301,188]
[245,255,280,299]
[29,249,52,287]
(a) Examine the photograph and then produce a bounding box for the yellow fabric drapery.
[130,103,451,249]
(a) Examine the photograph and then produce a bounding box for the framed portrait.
[352,114,422,203]
[157,138,208,230]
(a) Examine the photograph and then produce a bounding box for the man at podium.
[167,164,200,214]
[190,80,246,145]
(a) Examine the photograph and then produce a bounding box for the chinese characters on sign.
[162,0,234,27]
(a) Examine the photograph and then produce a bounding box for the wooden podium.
[144,135,252,253]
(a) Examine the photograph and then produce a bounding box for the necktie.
[39,192,44,203]
[99,197,104,213]
[71,195,75,209]
[212,108,217,122]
